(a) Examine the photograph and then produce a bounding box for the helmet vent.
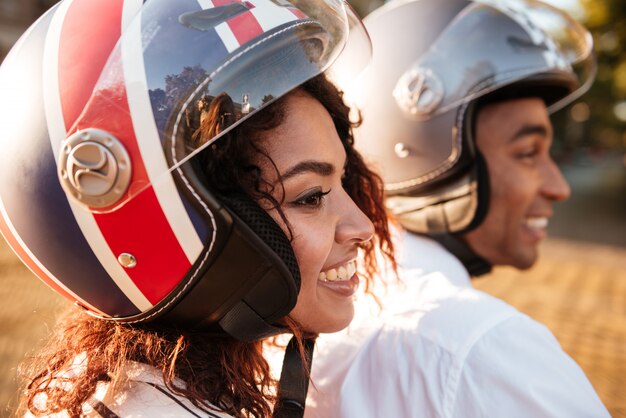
[58,128,132,209]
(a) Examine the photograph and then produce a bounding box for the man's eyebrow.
[510,124,549,142]
[280,161,335,182]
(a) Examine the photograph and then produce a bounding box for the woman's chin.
[303,305,355,335]
[321,315,354,334]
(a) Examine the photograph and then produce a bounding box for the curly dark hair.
[18,74,395,418]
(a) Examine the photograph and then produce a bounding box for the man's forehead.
[476,97,551,146]
[478,96,549,123]
[479,95,547,113]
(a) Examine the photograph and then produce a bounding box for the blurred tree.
[574,0,626,153]
[149,65,209,131]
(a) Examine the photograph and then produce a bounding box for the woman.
[0,0,393,417]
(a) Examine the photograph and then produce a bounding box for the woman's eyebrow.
[280,161,335,182]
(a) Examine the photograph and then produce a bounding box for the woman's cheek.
[292,227,332,283]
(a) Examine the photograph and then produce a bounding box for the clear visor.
[393,0,596,120]
[325,3,372,95]
[62,0,370,213]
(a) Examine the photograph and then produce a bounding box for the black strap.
[141,381,216,418]
[273,336,315,418]
[219,301,286,341]
[432,233,492,277]
[87,397,121,418]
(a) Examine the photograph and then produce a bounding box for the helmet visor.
[392,0,596,120]
[56,0,370,213]
[325,2,372,95]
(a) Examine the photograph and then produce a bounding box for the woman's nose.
[334,190,375,245]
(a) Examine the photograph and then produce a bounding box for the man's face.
[462,97,570,269]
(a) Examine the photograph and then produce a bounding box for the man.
[304,0,610,416]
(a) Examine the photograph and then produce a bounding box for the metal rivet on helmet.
[118,253,137,269]
[394,143,411,159]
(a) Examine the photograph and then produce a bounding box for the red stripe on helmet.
[227,11,264,46]
[288,8,306,19]
[58,0,125,129]
[211,0,240,5]
[57,0,192,305]
[211,0,263,45]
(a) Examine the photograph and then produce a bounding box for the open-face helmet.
[0,0,370,340]
[338,0,595,274]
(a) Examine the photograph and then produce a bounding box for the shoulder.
[23,360,234,418]
[376,271,521,355]
[451,315,610,417]
[308,279,609,418]
[88,362,234,418]
[306,275,523,418]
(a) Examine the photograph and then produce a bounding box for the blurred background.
[0,0,624,416]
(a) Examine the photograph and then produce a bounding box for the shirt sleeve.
[450,315,610,418]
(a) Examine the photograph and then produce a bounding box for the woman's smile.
[318,260,357,282]
[318,260,360,297]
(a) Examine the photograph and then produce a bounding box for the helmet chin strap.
[273,337,316,418]
[425,151,492,277]
[395,150,493,277]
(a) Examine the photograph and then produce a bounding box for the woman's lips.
[318,273,360,297]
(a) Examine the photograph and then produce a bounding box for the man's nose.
[542,158,571,202]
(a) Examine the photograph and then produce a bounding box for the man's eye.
[517,148,539,161]
[293,189,331,207]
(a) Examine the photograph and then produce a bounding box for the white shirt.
[26,360,234,418]
[304,233,610,418]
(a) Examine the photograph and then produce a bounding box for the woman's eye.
[293,189,331,208]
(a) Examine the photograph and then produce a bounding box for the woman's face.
[255,91,374,334]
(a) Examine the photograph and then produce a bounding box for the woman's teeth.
[525,217,548,230]
[319,261,357,282]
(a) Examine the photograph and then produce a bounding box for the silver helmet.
[339,0,595,236]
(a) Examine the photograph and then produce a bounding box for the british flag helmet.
[0,0,370,340]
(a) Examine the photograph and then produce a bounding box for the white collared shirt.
[303,233,609,418]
